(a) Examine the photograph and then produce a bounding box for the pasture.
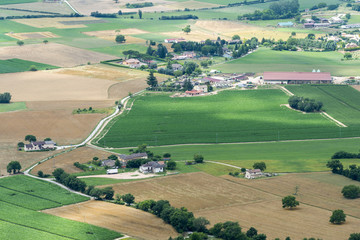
[0,0,38,5]
[105,172,360,239]
[97,89,349,148]
[0,102,26,113]
[216,48,360,76]
[0,58,57,73]
[44,201,178,240]
[114,138,360,172]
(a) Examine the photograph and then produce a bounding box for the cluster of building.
[121,58,148,69]
[24,141,57,152]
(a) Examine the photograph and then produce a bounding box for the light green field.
[216,48,360,76]
[113,138,360,172]
[0,0,38,5]
[0,58,58,73]
[0,175,122,240]
[0,102,26,113]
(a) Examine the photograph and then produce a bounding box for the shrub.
[342,185,360,199]
[29,65,37,71]
[330,209,346,224]
[194,154,204,163]
[37,170,44,178]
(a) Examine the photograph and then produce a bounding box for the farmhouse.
[122,58,140,66]
[139,161,165,173]
[164,38,186,43]
[185,90,203,96]
[24,141,56,151]
[101,159,116,168]
[194,85,208,93]
[118,152,148,161]
[245,169,263,179]
[171,63,183,71]
[304,23,314,28]
[263,72,332,84]
[341,23,360,29]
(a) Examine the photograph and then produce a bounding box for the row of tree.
[288,96,323,113]
[272,37,337,52]
[0,92,11,103]
[327,160,360,182]
[331,151,360,159]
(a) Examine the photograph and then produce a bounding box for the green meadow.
[0,0,38,5]
[0,102,26,113]
[216,48,360,76]
[97,89,351,148]
[0,59,58,73]
[0,175,122,240]
[114,138,360,172]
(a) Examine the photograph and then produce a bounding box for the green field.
[0,102,26,113]
[0,58,58,73]
[0,0,38,5]
[216,48,360,76]
[0,175,122,240]
[96,89,358,148]
[114,138,360,172]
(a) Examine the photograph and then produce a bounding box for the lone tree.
[7,161,22,174]
[342,185,360,199]
[182,25,191,34]
[253,162,266,171]
[344,53,352,60]
[115,34,126,43]
[0,92,11,103]
[122,193,135,205]
[25,135,36,142]
[17,40,24,46]
[330,209,346,224]
[138,9,142,19]
[194,154,204,163]
[146,71,158,88]
[282,195,299,209]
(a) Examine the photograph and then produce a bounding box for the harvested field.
[83,29,149,37]
[0,2,74,15]
[106,172,360,239]
[0,71,115,101]
[5,31,59,40]
[353,85,360,91]
[12,17,102,28]
[43,200,178,240]
[0,43,117,67]
[32,146,111,175]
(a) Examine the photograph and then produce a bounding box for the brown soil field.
[0,71,115,101]
[352,85,360,91]
[0,43,117,67]
[13,17,101,29]
[43,200,178,240]
[32,146,111,175]
[83,29,149,37]
[5,32,59,40]
[105,172,360,239]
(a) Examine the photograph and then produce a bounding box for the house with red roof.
[263,72,332,84]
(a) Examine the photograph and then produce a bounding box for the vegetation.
[0,102,26,113]
[0,92,11,103]
[341,185,360,199]
[52,168,87,193]
[327,160,360,182]
[332,151,360,159]
[288,95,323,112]
[161,15,198,20]
[0,59,57,74]
[115,34,126,43]
[122,193,135,205]
[126,2,153,8]
[282,195,299,209]
[25,134,36,142]
[253,162,266,171]
[90,11,117,18]
[6,161,21,174]
[329,209,346,224]
[194,154,204,164]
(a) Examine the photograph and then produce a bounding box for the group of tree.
[160,15,198,20]
[90,11,117,18]
[232,38,258,58]
[86,185,114,200]
[253,162,266,171]
[52,168,87,193]
[271,37,337,52]
[25,134,37,142]
[309,2,327,11]
[288,95,323,112]
[7,161,21,174]
[125,2,153,8]
[327,160,360,182]
[331,150,360,159]
[0,92,11,103]
[171,39,225,57]
[353,4,360,12]
[239,0,299,20]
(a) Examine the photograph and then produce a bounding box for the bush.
[194,154,204,163]
[73,162,88,171]
[0,92,11,103]
[29,65,37,71]
[167,160,176,170]
[253,162,266,171]
[329,209,346,224]
[37,171,44,178]
[332,151,359,159]
[342,185,360,199]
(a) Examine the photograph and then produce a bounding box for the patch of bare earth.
[352,85,360,92]
[5,32,59,40]
[12,17,101,28]
[0,43,117,67]
[105,172,360,239]
[43,201,178,240]
[32,146,111,175]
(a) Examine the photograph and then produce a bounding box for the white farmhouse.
[139,161,165,174]
[245,169,263,179]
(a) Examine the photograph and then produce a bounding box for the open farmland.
[105,172,360,239]
[44,201,178,240]
[0,175,122,240]
[0,0,38,5]
[216,48,360,76]
[0,58,57,74]
[0,102,26,113]
[97,89,349,148]
[0,43,117,67]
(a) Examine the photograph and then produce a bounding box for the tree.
[246,227,258,238]
[210,221,246,240]
[52,168,65,181]
[146,45,154,55]
[147,71,158,87]
[291,32,296,36]
[102,186,115,200]
[189,232,207,240]
[89,188,103,199]
[307,33,315,40]
[38,170,44,177]
[167,161,177,170]
[349,233,360,240]
[342,185,360,199]
[93,157,99,161]
[194,154,204,163]
[138,9,142,19]
[17,40,24,46]
[182,25,191,34]
[344,53,352,60]
[17,142,24,148]
[346,13,351,20]
[43,39,48,44]
[115,35,126,43]
[0,92,11,103]
[282,195,299,209]
[108,154,118,160]
[7,161,22,174]
[25,135,36,142]
[44,138,52,141]
[253,162,266,171]
[122,193,135,205]
[156,44,168,58]
[326,159,343,174]
[330,209,346,224]
[232,35,240,40]
[192,217,210,232]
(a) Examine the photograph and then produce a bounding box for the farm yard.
[103,172,360,239]
[0,175,122,240]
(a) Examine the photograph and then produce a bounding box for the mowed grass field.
[0,0,38,5]
[98,89,351,148]
[0,175,122,240]
[0,58,57,73]
[105,172,360,239]
[216,48,360,76]
[114,138,360,172]
[0,102,26,113]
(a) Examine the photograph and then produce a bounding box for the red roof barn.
[263,72,332,84]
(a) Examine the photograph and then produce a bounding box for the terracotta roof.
[263,72,331,81]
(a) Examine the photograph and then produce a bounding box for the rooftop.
[264,72,331,81]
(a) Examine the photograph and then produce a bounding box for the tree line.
[126,2,153,8]
[160,15,198,20]
[327,160,360,182]
[288,96,323,113]
[0,92,11,103]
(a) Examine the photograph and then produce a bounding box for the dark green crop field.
[0,175,122,240]
[97,89,357,148]
[0,58,58,74]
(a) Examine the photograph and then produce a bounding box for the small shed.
[277,22,294,27]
